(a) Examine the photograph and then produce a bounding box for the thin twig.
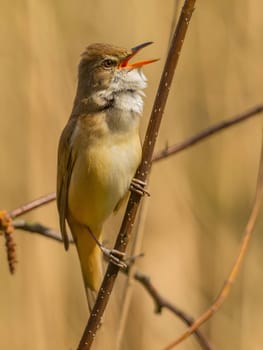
[12,219,74,244]
[153,104,263,162]
[77,1,196,348]
[134,271,215,350]
[9,192,56,219]
[163,135,263,349]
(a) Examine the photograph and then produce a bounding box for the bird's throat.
[93,68,147,115]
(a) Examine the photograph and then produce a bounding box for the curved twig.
[164,135,263,349]
[12,219,74,244]
[134,271,215,350]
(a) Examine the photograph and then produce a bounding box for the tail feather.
[68,220,103,309]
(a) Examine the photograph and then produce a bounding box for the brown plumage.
[56,42,155,309]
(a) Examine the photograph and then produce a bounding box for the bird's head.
[76,42,157,105]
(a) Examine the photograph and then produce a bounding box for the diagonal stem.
[77,1,196,349]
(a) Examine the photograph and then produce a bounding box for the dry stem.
[134,271,215,350]
[163,135,263,349]
[13,219,74,244]
[9,192,56,219]
[153,104,263,162]
[78,1,196,348]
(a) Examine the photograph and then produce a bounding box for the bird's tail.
[69,220,103,311]
[68,220,123,348]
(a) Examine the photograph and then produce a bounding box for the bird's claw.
[101,246,127,269]
[130,178,150,197]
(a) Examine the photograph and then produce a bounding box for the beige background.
[0,0,263,349]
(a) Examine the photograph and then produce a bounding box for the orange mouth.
[118,41,159,69]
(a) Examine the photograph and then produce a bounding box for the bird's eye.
[102,59,115,68]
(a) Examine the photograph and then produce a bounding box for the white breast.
[94,68,147,115]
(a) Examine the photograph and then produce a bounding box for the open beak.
[118,41,159,69]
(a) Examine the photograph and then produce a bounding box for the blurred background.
[0,0,263,349]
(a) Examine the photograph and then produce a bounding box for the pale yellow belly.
[68,133,141,230]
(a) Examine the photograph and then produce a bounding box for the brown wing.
[56,118,77,250]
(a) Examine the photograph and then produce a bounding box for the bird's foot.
[101,246,127,269]
[130,178,150,197]
[85,225,127,269]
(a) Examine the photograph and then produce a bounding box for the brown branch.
[12,219,74,244]
[163,135,263,349]
[8,192,56,219]
[153,104,263,162]
[77,1,196,349]
[134,271,215,350]
[116,199,150,349]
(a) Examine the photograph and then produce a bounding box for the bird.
[56,42,157,309]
